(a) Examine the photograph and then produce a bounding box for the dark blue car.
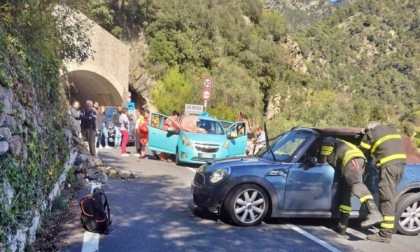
[191,127,420,235]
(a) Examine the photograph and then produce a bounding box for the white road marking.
[81,182,101,252]
[187,167,196,173]
[284,222,342,252]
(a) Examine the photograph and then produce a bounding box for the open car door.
[226,122,247,156]
[148,112,178,154]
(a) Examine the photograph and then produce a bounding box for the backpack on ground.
[79,188,112,234]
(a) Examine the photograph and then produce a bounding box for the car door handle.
[268,169,288,176]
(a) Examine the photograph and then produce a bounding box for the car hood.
[205,156,277,170]
[183,132,226,144]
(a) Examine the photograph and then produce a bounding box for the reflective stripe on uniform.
[321,145,334,155]
[371,134,401,154]
[343,150,363,166]
[360,194,373,203]
[380,223,394,229]
[339,204,352,213]
[383,216,395,221]
[360,141,371,150]
[377,154,407,166]
[341,140,365,166]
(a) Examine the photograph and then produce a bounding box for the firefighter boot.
[361,199,383,228]
[366,229,392,243]
[333,213,349,235]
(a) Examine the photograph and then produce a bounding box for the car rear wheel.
[396,192,420,235]
[223,184,269,227]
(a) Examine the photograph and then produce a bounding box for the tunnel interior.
[66,70,123,107]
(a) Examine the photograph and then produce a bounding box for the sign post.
[202,77,213,112]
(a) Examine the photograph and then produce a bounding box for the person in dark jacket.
[80,100,97,156]
[112,105,123,148]
[360,121,407,243]
[320,137,382,235]
[96,106,110,149]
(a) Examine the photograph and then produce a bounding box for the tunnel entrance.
[65,70,123,106]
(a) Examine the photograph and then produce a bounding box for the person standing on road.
[96,106,110,149]
[68,100,81,137]
[112,105,123,148]
[80,100,97,156]
[360,121,407,243]
[119,107,130,157]
[134,107,145,157]
[160,110,180,161]
[319,137,383,235]
[138,109,150,159]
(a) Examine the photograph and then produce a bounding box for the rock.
[73,155,84,167]
[0,141,8,156]
[12,101,26,123]
[119,170,133,179]
[0,86,14,115]
[78,153,90,163]
[0,127,12,141]
[76,173,85,180]
[9,136,23,157]
[96,166,107,173]
[2,180,15,207]
[86,168,108,182]
[108,169,119,178]
[88,156,103,168]
[2,115,17,129]
[80,161,89,174]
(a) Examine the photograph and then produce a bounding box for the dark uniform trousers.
[379,163,404,231]
[339,158,372,211]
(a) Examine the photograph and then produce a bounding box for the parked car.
[104,106,135,146]
[148,113,248,165]
[191,127,420,235]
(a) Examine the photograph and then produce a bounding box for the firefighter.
[320,137,383,235]
[360,121,407,243]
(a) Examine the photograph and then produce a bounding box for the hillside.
[267,0,357,31]
[80,0,419,141]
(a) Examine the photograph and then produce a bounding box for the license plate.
[199,153,214,158]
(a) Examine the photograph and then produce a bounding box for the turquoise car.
[148,113,248,165]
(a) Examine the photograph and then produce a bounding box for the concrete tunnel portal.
[66,70,123,107]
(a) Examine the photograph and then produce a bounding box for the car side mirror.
[167,127,179,134]
[227,132,238,139]
[307,157,318,168]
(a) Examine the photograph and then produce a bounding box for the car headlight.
[182,135,193,148]
[210,167,231,184]
[221,139,229,150]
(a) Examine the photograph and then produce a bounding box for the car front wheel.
[396,192,420,235]
[223,184,269,227]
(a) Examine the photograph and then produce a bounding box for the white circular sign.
[202,77,213,89]
[202,90,211,101]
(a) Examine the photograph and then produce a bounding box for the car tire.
[175,149,183,166]
[395,192,420,235]
[223,184,269,227]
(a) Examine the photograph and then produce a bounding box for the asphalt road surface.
[59,146,420,252]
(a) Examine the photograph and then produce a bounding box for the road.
[59,146,420,252]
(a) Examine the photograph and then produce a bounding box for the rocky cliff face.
[128,33,157,112]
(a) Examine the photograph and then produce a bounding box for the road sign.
[202,77,213,89]
[184,104,204,115]
[202,90,211,101]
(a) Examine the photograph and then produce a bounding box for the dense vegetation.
[83,0,419,143]
[0,0,90,244]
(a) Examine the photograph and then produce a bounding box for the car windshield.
[220,120,233,130]
[256,130,314,161]
[181,116,225,135]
